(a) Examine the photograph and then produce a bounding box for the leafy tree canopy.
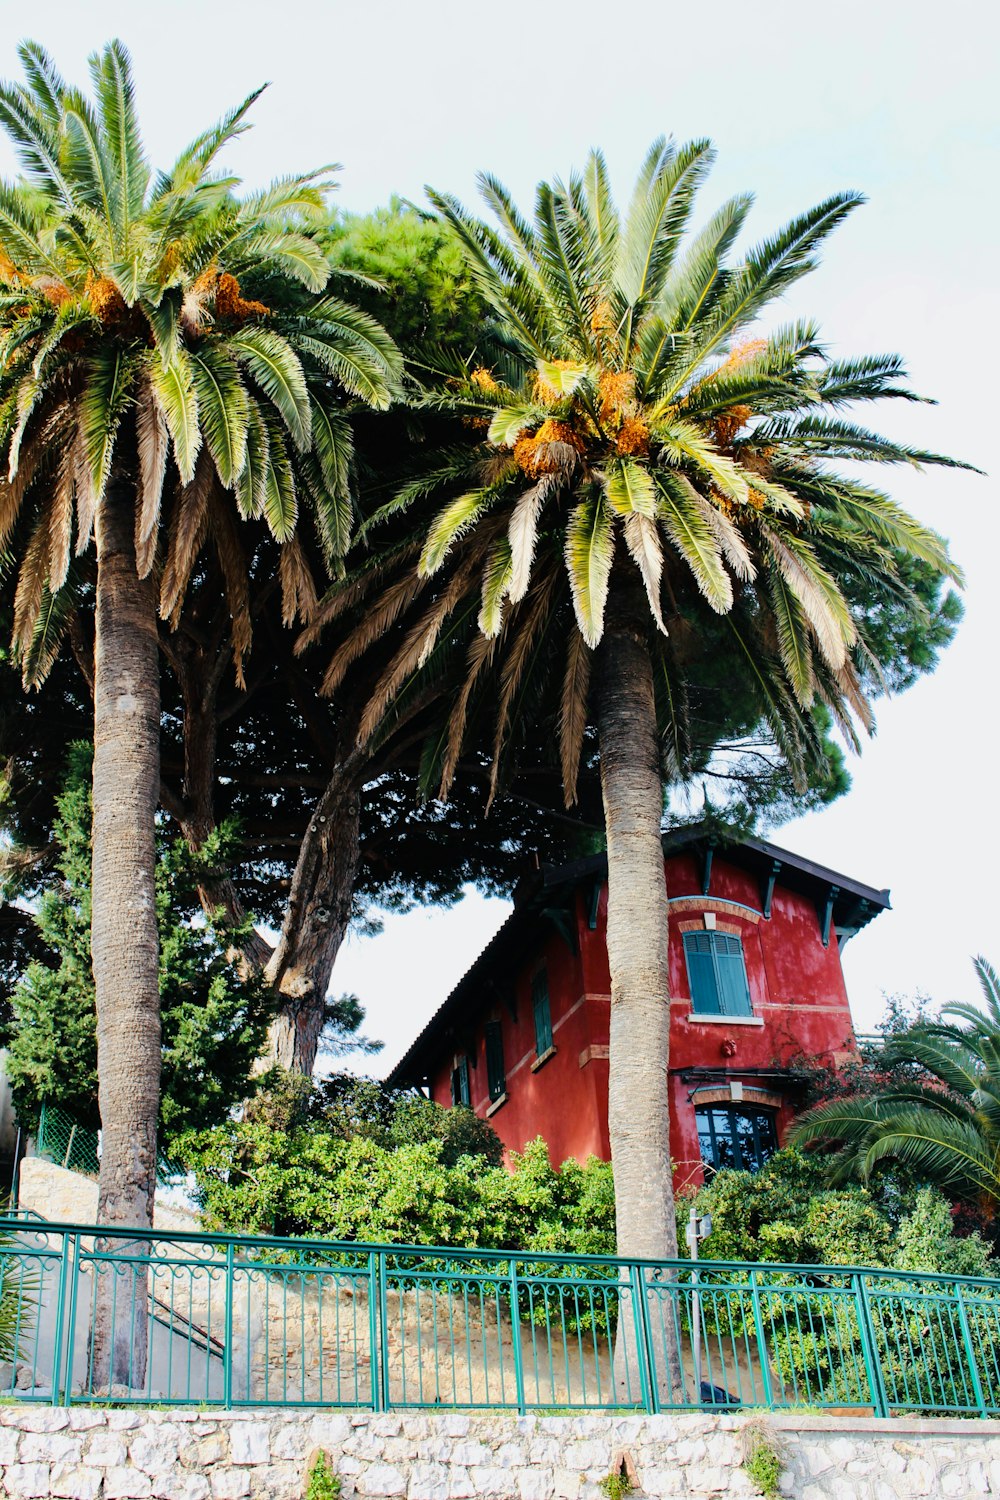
[324,198,488,357]
[2,744,277,1140]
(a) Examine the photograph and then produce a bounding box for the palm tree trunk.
[597,590,680,1400]
[90,483,161,1389]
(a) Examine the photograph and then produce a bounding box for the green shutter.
[715,935,752,1017]
[684,932,722,1014]
[485,1022,505,1101]
[683,931,752,1016]
[532,970,553,1055]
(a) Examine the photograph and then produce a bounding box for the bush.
[176,1102,615,1255]
[312,1077,503,1167]
[688,1147,997,1277]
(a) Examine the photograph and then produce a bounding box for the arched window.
[696,1105,777,1173]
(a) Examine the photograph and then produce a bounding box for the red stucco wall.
[427,851,859,1188]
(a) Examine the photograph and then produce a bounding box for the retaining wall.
[1,1408,999,1499]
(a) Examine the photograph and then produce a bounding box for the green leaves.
[91,40,150,247]
[260,411,297,540]
[615,137,714,339]
[767,566,814,703]
[765,529,856,668]
[420,492,488,575]
[308,396,352,560]
[488,405,537,447]
[535,358,587,397]
[478,538,513,636]
[656,472,732,613]
[791,958,1000,1212]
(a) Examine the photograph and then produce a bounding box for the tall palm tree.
[0,38,398,1293]
[793,957,1000,1211]
[318,141,966,1272]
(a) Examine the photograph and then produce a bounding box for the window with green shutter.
[683,931,753,1017]
[450,1056,470,1108]
[532,969,553,1056]
[485,1021,506,1102]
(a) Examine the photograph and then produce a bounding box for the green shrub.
[177,1114,615,1255]
[4,746,274,1143]
[689,1147,998,1277]
[597,1468,633,1500]
[741,1420,783,1498]
[304,1450,340,1500]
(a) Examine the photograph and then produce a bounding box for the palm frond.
[159,449,215,624]
[564,486,614,647]
[622,511,666,634]
[90,40,149,248]
[151,345,201,484]
[656,472,732,612]
[559,625,590,804]
[229,326,311,451]
[190,346,249,488]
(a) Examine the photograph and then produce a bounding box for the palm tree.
[0,38,398,1304]
[320,140,966,1273]
[792,957,1000,1212]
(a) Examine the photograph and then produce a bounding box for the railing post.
[854,1274,888,1418]
[749,1270,775,1411]
[370,1248,380,1410]
[62,1233,81,1405]
[509,1259,526,1414]
[223,1242,235,1409]
[378,1251,390,1412]
[50,1229,72,1404]
[629,1264,656,1414]
[955,1288,988,1418]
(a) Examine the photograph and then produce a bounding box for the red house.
[388,827,889,1190]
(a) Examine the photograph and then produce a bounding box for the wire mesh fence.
[36,1106,100,1176]
[34,1105,184,1185]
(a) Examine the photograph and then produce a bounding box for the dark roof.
[386,823,890,1087]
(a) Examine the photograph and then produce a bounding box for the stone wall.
[1,1408,999,1500]
[18,1156,200,1232]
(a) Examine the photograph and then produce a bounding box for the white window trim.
[685,1012,764,1027]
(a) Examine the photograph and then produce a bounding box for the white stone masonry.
[0,1409,999,1500]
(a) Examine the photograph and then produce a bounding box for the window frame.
[484,1020,506,1102]
[683,930,753,1017]
[696,1104,778,1174]
[450,1056,470,1108]
[531,968,553,1057]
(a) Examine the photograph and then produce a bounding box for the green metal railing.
[0,1215,998,1416]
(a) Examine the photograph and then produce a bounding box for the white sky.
[3,0,997,1073]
